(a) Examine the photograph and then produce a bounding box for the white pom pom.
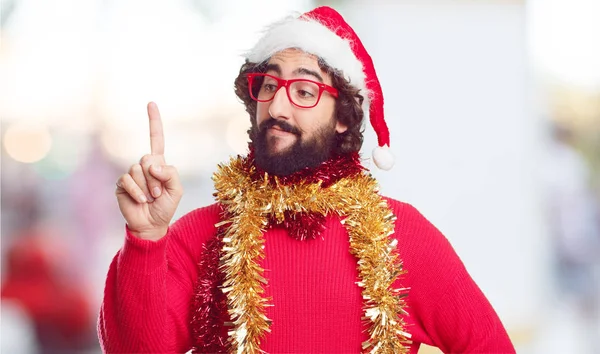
[372,145,394,170]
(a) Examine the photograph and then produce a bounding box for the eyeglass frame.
[246,73,339,109]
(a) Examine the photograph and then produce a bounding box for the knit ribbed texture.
[260,218,364,352]
[98,199,515,353]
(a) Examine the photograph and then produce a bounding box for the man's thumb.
[149,165,181,194]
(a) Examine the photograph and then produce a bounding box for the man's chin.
[266,140,295,157]
[252,125,336,176]
[255,143,305,176]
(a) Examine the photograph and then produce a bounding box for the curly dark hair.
[233,58,365,155]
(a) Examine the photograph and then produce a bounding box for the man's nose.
[268,86,293,119]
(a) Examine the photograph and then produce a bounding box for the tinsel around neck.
[205,153,411,353]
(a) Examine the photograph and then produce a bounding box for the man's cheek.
[256,104,270,121]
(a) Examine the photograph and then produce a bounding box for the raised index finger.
[147,102,164,155]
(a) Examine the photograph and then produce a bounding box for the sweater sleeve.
[98,204,221,354]
[388,200,515,354]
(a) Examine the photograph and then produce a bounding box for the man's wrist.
[129,226,168,241]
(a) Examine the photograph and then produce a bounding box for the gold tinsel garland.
[213,156,412,353]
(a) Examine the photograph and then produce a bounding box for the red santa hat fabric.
[245,6,394,170]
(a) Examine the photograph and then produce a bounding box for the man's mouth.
[261,120,301,136]
[267,125,296,137]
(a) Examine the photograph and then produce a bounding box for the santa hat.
[245,6,394,170]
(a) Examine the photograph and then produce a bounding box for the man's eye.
[297,90,315,98]
[263,84,278,92]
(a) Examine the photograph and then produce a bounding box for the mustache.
[258,118,302,136]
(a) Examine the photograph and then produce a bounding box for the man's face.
[252,48,347,175]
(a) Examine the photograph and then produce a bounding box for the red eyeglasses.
[247,73,339,109]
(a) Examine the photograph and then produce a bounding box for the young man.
[99,6,515,354]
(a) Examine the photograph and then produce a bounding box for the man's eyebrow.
[264,63,282,75]
[294,68,324,83]
[264,64,324,83]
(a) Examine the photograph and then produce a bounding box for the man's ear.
[335,121,348,134]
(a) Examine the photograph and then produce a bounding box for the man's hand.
[115,102,183,241]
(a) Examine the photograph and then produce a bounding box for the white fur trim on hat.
[245,15,372,123]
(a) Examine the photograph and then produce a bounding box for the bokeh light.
[3,123,52,163]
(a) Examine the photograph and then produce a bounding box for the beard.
[251,118,337,176]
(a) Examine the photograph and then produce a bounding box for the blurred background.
[1,0,599,353]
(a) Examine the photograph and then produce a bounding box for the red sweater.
[98,198,515,353]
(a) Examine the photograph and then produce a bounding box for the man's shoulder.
[380,196,442,237]
[380,197,460,276]
[188,203,222,217]
[380,196,421,220]
[173,203,223,230]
